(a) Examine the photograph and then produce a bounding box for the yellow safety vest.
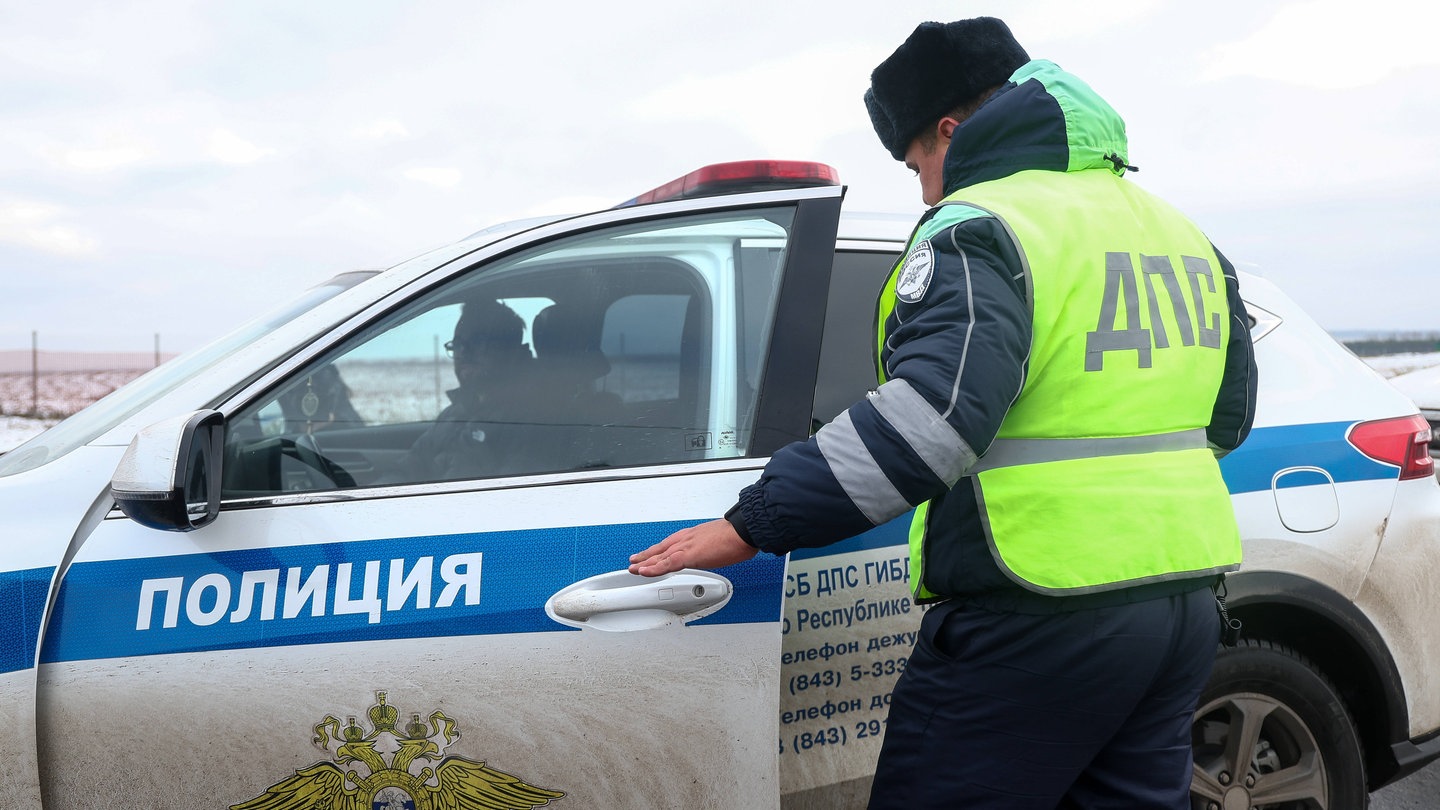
[879,168,1242,598]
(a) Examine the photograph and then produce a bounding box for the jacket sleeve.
[1206,246,1258,456]
[731,214,1031,555]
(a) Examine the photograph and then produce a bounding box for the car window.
[221,207,796,497]
[812,250,896,429]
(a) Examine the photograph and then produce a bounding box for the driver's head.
[449,298,528,390]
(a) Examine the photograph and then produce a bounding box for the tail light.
[1347,415,1434,480]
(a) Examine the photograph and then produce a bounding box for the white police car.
[1,162,1437,808]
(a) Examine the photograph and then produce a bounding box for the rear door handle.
[545,570,733,631]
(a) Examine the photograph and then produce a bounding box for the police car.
[2,162,1438,808]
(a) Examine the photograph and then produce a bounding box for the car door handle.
[545,569,733,631]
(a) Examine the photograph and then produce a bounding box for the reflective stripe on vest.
[968,429,1207,474]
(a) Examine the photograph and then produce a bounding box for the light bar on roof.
[618,160,840,207]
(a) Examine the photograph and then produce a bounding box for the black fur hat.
[866,18,1030,160]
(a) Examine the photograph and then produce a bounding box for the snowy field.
[1,368,149,454]
[0,414,58,453]
[4,353,1440,455]
[0,369,142,418]
[1363,352,1440,379]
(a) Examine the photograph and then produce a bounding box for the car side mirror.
[111,410,224,531]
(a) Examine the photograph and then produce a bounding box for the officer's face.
[904,135,948,207]
[904,117,959,207]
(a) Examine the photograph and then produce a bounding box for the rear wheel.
[1190,639,1367,809]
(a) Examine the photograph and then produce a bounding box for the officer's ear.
[935,116,959,145]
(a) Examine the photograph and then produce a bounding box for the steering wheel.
[282,433,357,489]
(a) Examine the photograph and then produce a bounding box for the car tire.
[1190,639,1367,809]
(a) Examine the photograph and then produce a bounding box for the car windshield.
[0,273,374,479]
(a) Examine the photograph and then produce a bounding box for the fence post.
[31,330,38,416]
[154,333,161,368]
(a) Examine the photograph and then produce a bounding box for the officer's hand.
[628,518,757,577]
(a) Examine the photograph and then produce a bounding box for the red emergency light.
[618,160,840,207]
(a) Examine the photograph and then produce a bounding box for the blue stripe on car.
[1219,421,1394,494]
[39,521,783,665]
[0,567,52,675]
[30,422,1393,666]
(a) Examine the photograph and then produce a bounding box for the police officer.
[630,17,1256,809]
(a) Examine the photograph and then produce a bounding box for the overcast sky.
[2,0,1437,353]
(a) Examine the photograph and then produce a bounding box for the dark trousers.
[867,587,1218,809]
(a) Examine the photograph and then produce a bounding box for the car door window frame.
[211,187,844,509]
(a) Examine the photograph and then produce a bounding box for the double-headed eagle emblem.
[230,692,565,810]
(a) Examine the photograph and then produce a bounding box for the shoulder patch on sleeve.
[895,240,934,303]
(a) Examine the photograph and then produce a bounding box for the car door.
[35,188,842,808]
[776,244,921,807]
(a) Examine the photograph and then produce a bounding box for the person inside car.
[399,297,536,482]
